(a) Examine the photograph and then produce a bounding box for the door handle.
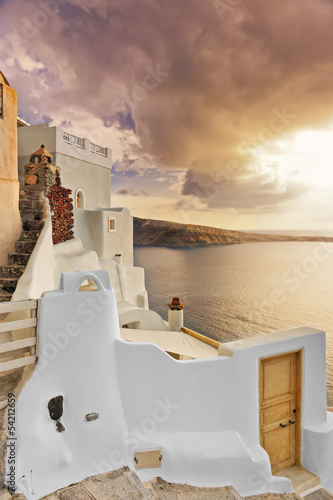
[280,420,295,428]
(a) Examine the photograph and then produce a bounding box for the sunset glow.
[1,0,333,230]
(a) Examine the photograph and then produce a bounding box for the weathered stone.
[47,173,74,245]
[0,431,7,490]
[0,266,25,279]
[0,293,12,303]
[303,489,333,500]
[85,412,99,422]
[145,478,243,499]
[48,396,63,421]
[8,254,30,266]
[0,278,19,295]
[56,421,65,433]
[19,210,35,223]
[0,488,16,499]
[55,484,95,500]
[82,467,154,500]
[22,221,43,231]
[15,241,36,254]
[20,230,41,241]
[245,494,302,500]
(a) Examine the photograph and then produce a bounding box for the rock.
[85,413,99,422]
[56,421,65,433]
[48,396,63,420]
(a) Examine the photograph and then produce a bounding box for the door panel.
[259,351,301,474]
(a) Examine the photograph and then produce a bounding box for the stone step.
[0,265,25,278]
[0,277,19,294]
[246,493,302,500]
[21,220,44,231]
[146,479,244,499]
[15,240,36,254]
[20,186,45,195]
[20,209,36,222]
[303,488,333,500]
[20,229,41,241]
[276,466,321,495]
[301,486,326,498]
[8,253,31,266]
[0,291,12,302]
[19,199,43,212]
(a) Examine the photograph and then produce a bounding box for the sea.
[134,237,333,405]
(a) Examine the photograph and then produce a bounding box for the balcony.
[90,143,107,157]
[63,132,84,148]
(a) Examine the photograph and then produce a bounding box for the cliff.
[133,217,333,248]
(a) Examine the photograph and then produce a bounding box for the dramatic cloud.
[116,187,148,197]
[1,0,333,227]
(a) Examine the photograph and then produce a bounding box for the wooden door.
[259,351,302,474]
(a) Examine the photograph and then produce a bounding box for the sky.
[1,0,333,231]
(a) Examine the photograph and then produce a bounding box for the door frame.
[259,349,303,472]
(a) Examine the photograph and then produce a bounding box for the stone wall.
[47,172,74,244]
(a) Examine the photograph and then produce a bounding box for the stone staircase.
[0,187,44,302]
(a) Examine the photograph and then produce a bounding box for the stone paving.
[1,467,333,500]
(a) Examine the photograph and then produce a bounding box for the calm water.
[134,242,333,405]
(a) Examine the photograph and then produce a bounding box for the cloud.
[1,0,333,222]
[181,164,312,211]
[116,187,148,197]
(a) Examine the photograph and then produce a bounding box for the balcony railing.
[90,143,107,157]
[63,131,107,158]
[63,132,84,148]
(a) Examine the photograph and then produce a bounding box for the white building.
[17,123,133,267]
[18,123,112,210]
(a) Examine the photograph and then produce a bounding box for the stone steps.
[0,184,45,301]
[0,277,20,295]
[15,240,37,254]
[276,466,321,495]
[0,265,25,279]
[303,488,333,500]
[20,209,38,222]
[20,229,41,242]
[19,199,43,212]
[0,291,12,303]
[22,220,44,231]
[7,253,31,266]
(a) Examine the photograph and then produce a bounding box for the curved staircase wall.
[12,196,55,303]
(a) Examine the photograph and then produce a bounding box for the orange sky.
[1,0,333,230]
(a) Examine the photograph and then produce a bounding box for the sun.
[256,128,333,190]
[292,129,333,189]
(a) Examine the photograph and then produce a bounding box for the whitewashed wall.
[13,271,333,499]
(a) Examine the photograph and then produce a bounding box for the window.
[75,189,85,209]
[108,217,116,232]
[0,84,3,119]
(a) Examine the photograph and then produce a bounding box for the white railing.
[90,143,107,157]
[0,299,39,409]
[63,131,84,148]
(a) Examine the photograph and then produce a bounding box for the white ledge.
[218,326,324,357]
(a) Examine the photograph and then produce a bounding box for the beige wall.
[0,74,22,265]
